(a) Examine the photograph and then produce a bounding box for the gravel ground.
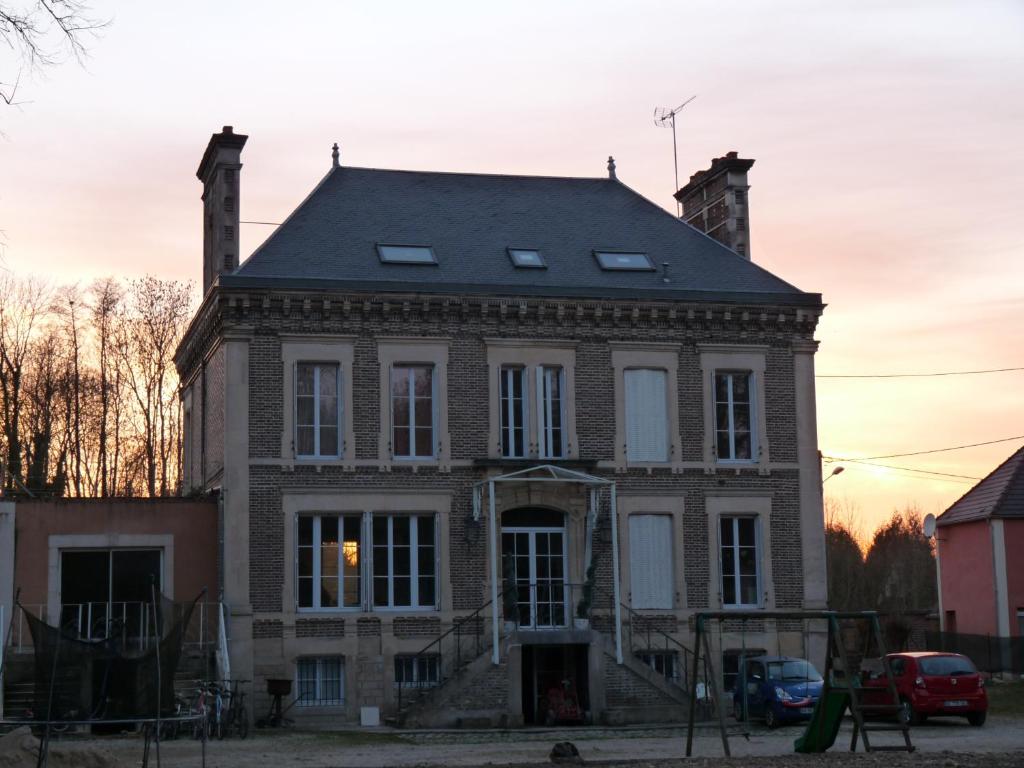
[37,715,1024,768]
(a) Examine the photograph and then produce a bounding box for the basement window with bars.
[637,651,680,683]
[296,656,344,706]
[394,654,440,688]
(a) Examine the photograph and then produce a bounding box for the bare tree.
[824,497,866,611]
[89,277,120,496]
[0,274,50,489]
[1,1,106,106]
[112,277,192,496]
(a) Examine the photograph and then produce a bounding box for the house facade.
[935,445,1024,671]
[175,127,828,726]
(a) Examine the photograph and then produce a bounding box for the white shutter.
[625,369,668,461]
[629,514,673,609]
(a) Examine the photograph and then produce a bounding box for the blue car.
[732,655,823,729]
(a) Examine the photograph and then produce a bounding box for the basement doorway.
[521,644,589,726]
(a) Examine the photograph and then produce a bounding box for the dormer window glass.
[594,251,654,271]
[377,244,437,264]
[508,249,546,269]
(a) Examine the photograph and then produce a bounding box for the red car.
[862,652,987,726]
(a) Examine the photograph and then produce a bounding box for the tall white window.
[499,366,527,458]
[715,371,753,461]
[624,369,669,462]
[391,365,434,459]
[537,366,565,459]
[296,363,340,457]
[628,514,674,609]
[296,657,344,706]
[297,515,362,610]
[720,516,760,607]
[372,514,437,609]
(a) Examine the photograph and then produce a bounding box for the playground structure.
[1,585,206,768]
[685,610,915,756]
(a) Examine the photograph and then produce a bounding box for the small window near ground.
[507,248,546,268]
[637,651,679,683]
[394,654,440,687]
[594,251,654,271]
[377,244,437,264]
[296,656,344,706]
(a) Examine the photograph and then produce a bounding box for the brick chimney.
[197,126,248,294]
[674,151,754,259]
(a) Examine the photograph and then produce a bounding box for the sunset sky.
[1,1,1021,535]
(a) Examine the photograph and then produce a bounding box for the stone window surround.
[376,338,451,467]
[281,489,453,617]
[47,534,173,622]
[704,494,775,610]
[615,494,686,611]
[181,388,193,490]
[697,343,770,470]
[610,343,682,469]
[280,335,356,463]
[484,338,579,460]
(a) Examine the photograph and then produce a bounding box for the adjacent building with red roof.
[936,445,1024,645]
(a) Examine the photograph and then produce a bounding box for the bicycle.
[190,681,212,741]
[221,679,250,739]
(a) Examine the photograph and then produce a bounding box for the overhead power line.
[833,461,976,485]
[240,220,282,226]
[823,456,982,483]
[817,366,1024,379]
[826,435,1024,462]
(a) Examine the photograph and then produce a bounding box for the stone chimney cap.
[674,151,754,200]
[196,125,249,181]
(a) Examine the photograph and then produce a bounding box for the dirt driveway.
[41,715,1024,768]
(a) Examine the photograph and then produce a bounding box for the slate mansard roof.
[937,444,1024,526]
[224,166,821,306]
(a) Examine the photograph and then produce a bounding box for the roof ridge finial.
[331,142,340,169]
[607,155,617,180]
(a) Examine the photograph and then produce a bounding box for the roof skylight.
[508,248,546,269]
[377,244,437,264]
[594,251,654,271]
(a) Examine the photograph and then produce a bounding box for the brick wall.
[175,288,822,721]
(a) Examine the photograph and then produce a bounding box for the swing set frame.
[685,610,914,757]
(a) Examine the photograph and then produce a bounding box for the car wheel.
[899,698,923,727]
[967,711,986,727]
[764,707,779,730]
[733,700,745,722]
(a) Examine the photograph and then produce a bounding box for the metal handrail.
[396,588,511,715]
[618,601,708,696]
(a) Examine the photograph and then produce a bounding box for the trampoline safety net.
[21,592,200,723]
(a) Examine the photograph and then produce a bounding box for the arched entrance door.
[501,508,568,629]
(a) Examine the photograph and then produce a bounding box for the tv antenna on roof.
[654,95,697,216]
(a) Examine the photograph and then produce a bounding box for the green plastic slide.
[794,689,850,753]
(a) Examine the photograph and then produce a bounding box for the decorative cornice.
[175,286,823,380]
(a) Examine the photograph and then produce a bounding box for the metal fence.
[925,631,1024,675]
